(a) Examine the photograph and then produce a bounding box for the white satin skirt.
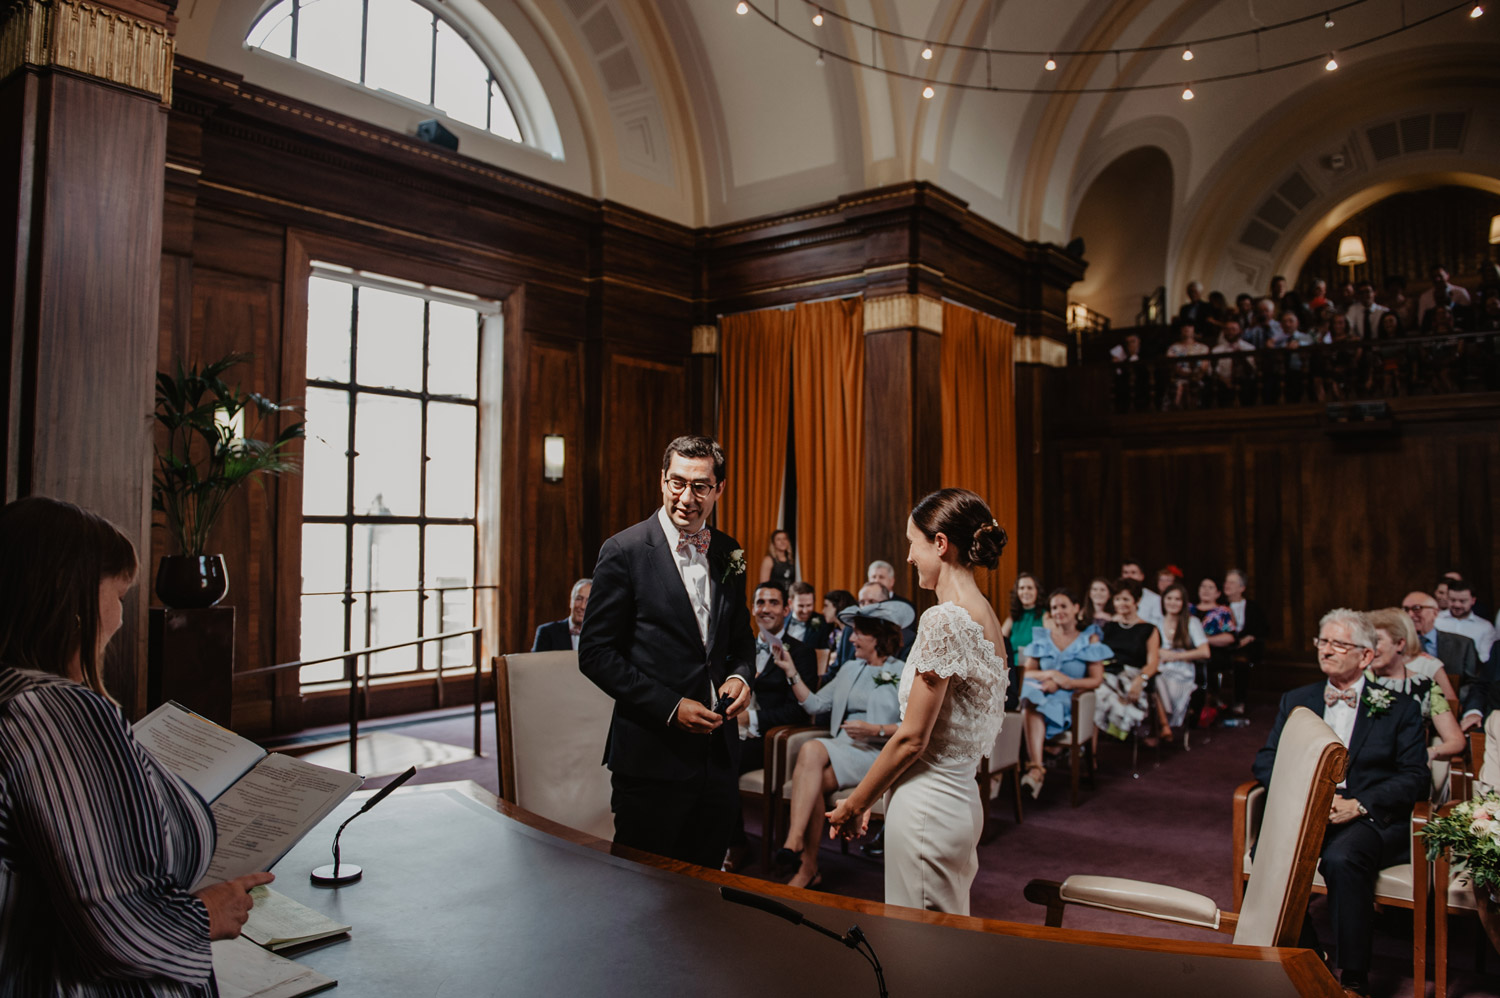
[884,755,982,915]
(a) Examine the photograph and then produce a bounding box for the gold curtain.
[717,309,792,561]
[791,298,865,596]
[940,302,1018,612]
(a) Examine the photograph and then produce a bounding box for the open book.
[134,702,365,892]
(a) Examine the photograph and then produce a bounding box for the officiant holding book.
[579,435,756,869]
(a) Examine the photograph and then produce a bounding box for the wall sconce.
[1489,214,1500,245]
[543,435,565,482]
[1336,235,1366,282]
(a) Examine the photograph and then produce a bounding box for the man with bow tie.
[1252,609,1428,996]
[579,435,756,868]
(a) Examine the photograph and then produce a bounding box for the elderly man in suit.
[531,578,591,652]
[578,435,755,868]
[1253,608,1428,996]
[1403,590,1486,731]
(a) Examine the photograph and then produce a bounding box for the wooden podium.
[147,607,235,726]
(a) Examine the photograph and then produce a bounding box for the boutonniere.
[872,670,899,687]
[1362,676,1394,717]
[719,548,746,584]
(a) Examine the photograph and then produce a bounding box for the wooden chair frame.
[1428,723,1493,998]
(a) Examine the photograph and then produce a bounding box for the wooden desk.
[267,781,1339,997]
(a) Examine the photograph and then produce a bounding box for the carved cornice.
[1,0,173,101]
[864,293,943,335]
[1014,335,1069,368]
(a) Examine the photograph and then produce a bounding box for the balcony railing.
[1101,330,1500,415]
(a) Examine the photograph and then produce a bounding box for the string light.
[921,44,933,60]
[1470,3,1485,16]
[812,8,822,26]
[1325,53,1339,70]
[922,85,935,99]
[815,49,824,66]
[736,0,748,13]
[1181,47,1194,61]
[1044,56,1057,71]
[1181,86,1195,100]
[1324,12,1335,27]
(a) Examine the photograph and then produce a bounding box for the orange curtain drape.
[791,299,865,596]
[940,302,1018,613]
[717,310,792,565]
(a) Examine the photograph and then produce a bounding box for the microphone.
[719,887,889,996]
[310,766,417,887]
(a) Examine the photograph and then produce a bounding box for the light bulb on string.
[735,0,748,13]
[1044,56,1057,71]
[812,8,823,26]
[922,85,935,99]
[1470,4,1484,17]
[815,49,824,67]
[1181,86,1194,100]
[1325,54,1338,71]
[1181,47,1193,61]
[1324,12,1334,27]
[921,44,933,60]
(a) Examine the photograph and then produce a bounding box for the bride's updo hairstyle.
[911,488,1007,570]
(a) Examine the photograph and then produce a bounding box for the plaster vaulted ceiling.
[175,0,1500,316]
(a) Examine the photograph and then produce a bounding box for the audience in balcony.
[1017,588,1111,799]
[1417,264,1472,326]
[1210,320,1256,400]
[1177,280,1214,331]
[1231,293,1256,333]
[1307,277,1330,311]
[1243,298,1283,349]
[1164,320,1210,409]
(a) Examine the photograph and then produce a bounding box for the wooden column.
[688,323,719,438]
[862,294,943,605]
[1,0,175,717]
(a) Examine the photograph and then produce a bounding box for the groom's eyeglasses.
[665,477,716,499]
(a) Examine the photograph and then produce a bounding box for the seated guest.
[1154,565,1183,602]
[820,588,857,680]
[786,581,830,676]
[1222,569,1269,714]
[1083,576,1116,633]
[0,497,271,996]
[531,577,592,652]
[1193,576,1237,707]
[1436,578,1495,665]
[1164,321,1210,409]
[867,559,918,657]
[1367,608,1464,764]
[1307,277,1330,311]
[1177,280,1213,329]
[1109,332,1142,363]
[1000,572,1045,664]
[1154,584,1208,741]
[1345,281,1388,340]
[1018,588,1111,799]
[772,600,911,889]
[726,581,819,870]
[1211,320,1256,400]
[1120,559,1162,624]
[1243,297,1284,349]
[1402,590,1486,731]
[1097,578,1162,739]
[1416,264,1472,326]
[1252,609,1429,996]
[830,580,892,673]
[758,529,795,588]
[1232,292,1257,332]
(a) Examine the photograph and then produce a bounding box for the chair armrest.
[1058,875,1226,931]
[765,725,825,791]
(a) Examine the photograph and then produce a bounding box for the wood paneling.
[600,352,687,540]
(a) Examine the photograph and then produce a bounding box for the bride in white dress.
[826,488,1009,914]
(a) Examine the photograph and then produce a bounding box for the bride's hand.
[825,799,869,840]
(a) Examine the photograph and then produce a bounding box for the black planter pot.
[155,555,229,609]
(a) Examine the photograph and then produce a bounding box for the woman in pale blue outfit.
[1018,588,1111,799]
[773,599,913,889]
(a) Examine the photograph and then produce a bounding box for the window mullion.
[428,13,438,107]
[416,302,431,670]
[341,287,360,685]
[359,0,369,85]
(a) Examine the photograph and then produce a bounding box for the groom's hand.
[718,677,751,719]
[673,699,724,733]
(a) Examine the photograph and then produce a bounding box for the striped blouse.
[0,668,217,997]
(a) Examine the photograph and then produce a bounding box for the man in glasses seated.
[1252,609,1428,997]
[1402,590,1486,731]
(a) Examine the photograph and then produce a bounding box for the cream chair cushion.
[1072,690,1097,743]
[738,769,765,794]
[500,651,615,840]
[985,712,1024,799]
[1059,876,1220,929]
[1480,711,1500,792]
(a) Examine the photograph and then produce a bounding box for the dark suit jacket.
[1234,598,1270,664]
[578,513,756,782]
[1252,680,1429,827]
[531,619,574,653]
[748,634,819,733]
[1430,630,1485,715]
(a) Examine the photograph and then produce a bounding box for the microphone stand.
[311,765,417,887]
[720,887,889,997]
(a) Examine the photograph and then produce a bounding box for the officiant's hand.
[196,871,276,940]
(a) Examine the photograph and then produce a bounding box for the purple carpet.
[342,701,1500,998]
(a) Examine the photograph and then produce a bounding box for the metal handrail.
[248,627,486,773]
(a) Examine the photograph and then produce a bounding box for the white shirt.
[1437,612,1496,664]
[743,623,788,740]
[570,631,581,652]
[1345,302,1388,338]
[1324,674,1365,787]
[657,506,737,723]
[1229,599,1247,631]
[1137,589,1163,625]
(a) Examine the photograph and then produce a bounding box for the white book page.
[194,754,364,890]
[133,702,266,802]
[242,886,350,950]
[212,936,336,998]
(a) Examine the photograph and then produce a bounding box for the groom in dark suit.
[579,435,756,868]
[1252,608,1429,996]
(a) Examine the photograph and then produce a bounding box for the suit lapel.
[1346,682,1374,761]
[645,517,706,652]
[704,531,731,653]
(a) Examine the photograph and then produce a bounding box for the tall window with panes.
[299,266,494,687]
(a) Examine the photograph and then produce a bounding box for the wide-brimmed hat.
[838,599,915,631]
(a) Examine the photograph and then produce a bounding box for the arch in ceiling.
[1169,42,1500,301]
[1069,145,1175,326]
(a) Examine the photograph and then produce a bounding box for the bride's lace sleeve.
[909,604,983,680]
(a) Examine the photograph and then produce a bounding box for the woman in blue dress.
[1018,588,1112,799]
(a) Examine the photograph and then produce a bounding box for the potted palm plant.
[152,354,304,608]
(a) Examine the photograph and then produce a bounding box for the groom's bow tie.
[677,528,710,556]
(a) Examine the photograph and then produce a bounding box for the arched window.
[246,0,523,143]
